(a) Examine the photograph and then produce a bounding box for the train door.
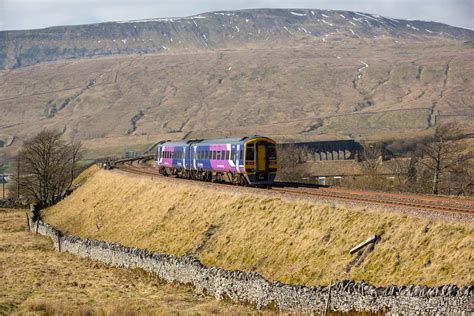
[256,143,267,172]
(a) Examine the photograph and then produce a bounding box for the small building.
[126,151,138,159]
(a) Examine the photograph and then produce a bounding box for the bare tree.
[360,143,383,176]
[13,129,82,206]
[415,122,473,195]
[276,144,312,181]
[69,139,83,189]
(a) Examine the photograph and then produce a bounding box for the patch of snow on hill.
[290,11,306,17]
[322,20,334,26]
[355,12,378,21]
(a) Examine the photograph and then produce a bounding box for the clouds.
[1,0,472,31]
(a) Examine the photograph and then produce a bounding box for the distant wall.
[28,216,473,314]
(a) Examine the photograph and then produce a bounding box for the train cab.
[243,137,278,185]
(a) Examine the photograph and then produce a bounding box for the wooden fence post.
[26,213,31,231]
[324,282,332,315]
[57,232,61,252]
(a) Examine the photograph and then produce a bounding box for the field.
[44,167,474,287]
[0,209,264,315]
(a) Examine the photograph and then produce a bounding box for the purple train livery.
[156,136,278,185]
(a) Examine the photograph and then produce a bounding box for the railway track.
[115,158,474,217]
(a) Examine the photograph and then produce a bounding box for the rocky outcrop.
[1,9,473,70]
[28,216,473,314]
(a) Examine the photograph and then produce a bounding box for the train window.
[246,146,254,161]
[216,151,221,160]
[267,144,277,160]
[225,150,229,160]
[211,151,215,160]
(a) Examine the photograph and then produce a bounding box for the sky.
[0,0,473,31]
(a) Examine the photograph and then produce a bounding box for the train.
[156,136,278,185]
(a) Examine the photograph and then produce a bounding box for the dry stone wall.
[28,217,473,314]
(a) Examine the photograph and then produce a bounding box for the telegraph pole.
[0,164,4,200]
[16,158,20,199]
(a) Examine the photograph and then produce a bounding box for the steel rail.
[114,159,474,217]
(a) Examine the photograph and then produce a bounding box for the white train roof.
[159,136,273,147]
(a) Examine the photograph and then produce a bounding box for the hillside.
[43,167,474,287]
[1,9,472,70]
[0,9,473,162]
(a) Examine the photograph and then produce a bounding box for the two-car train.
[156,136,278,185]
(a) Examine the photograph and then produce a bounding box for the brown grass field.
[44,167,474,287]
[0,209,266,315]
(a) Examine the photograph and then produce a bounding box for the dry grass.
[0,209,265,315]
[44,169,474,287]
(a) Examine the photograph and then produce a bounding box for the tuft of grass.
[43,169,474,287]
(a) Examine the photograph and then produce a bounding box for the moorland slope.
[1,9,473,161]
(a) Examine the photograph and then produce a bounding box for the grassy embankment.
[0,209,263,315]
[44,167,473,287]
